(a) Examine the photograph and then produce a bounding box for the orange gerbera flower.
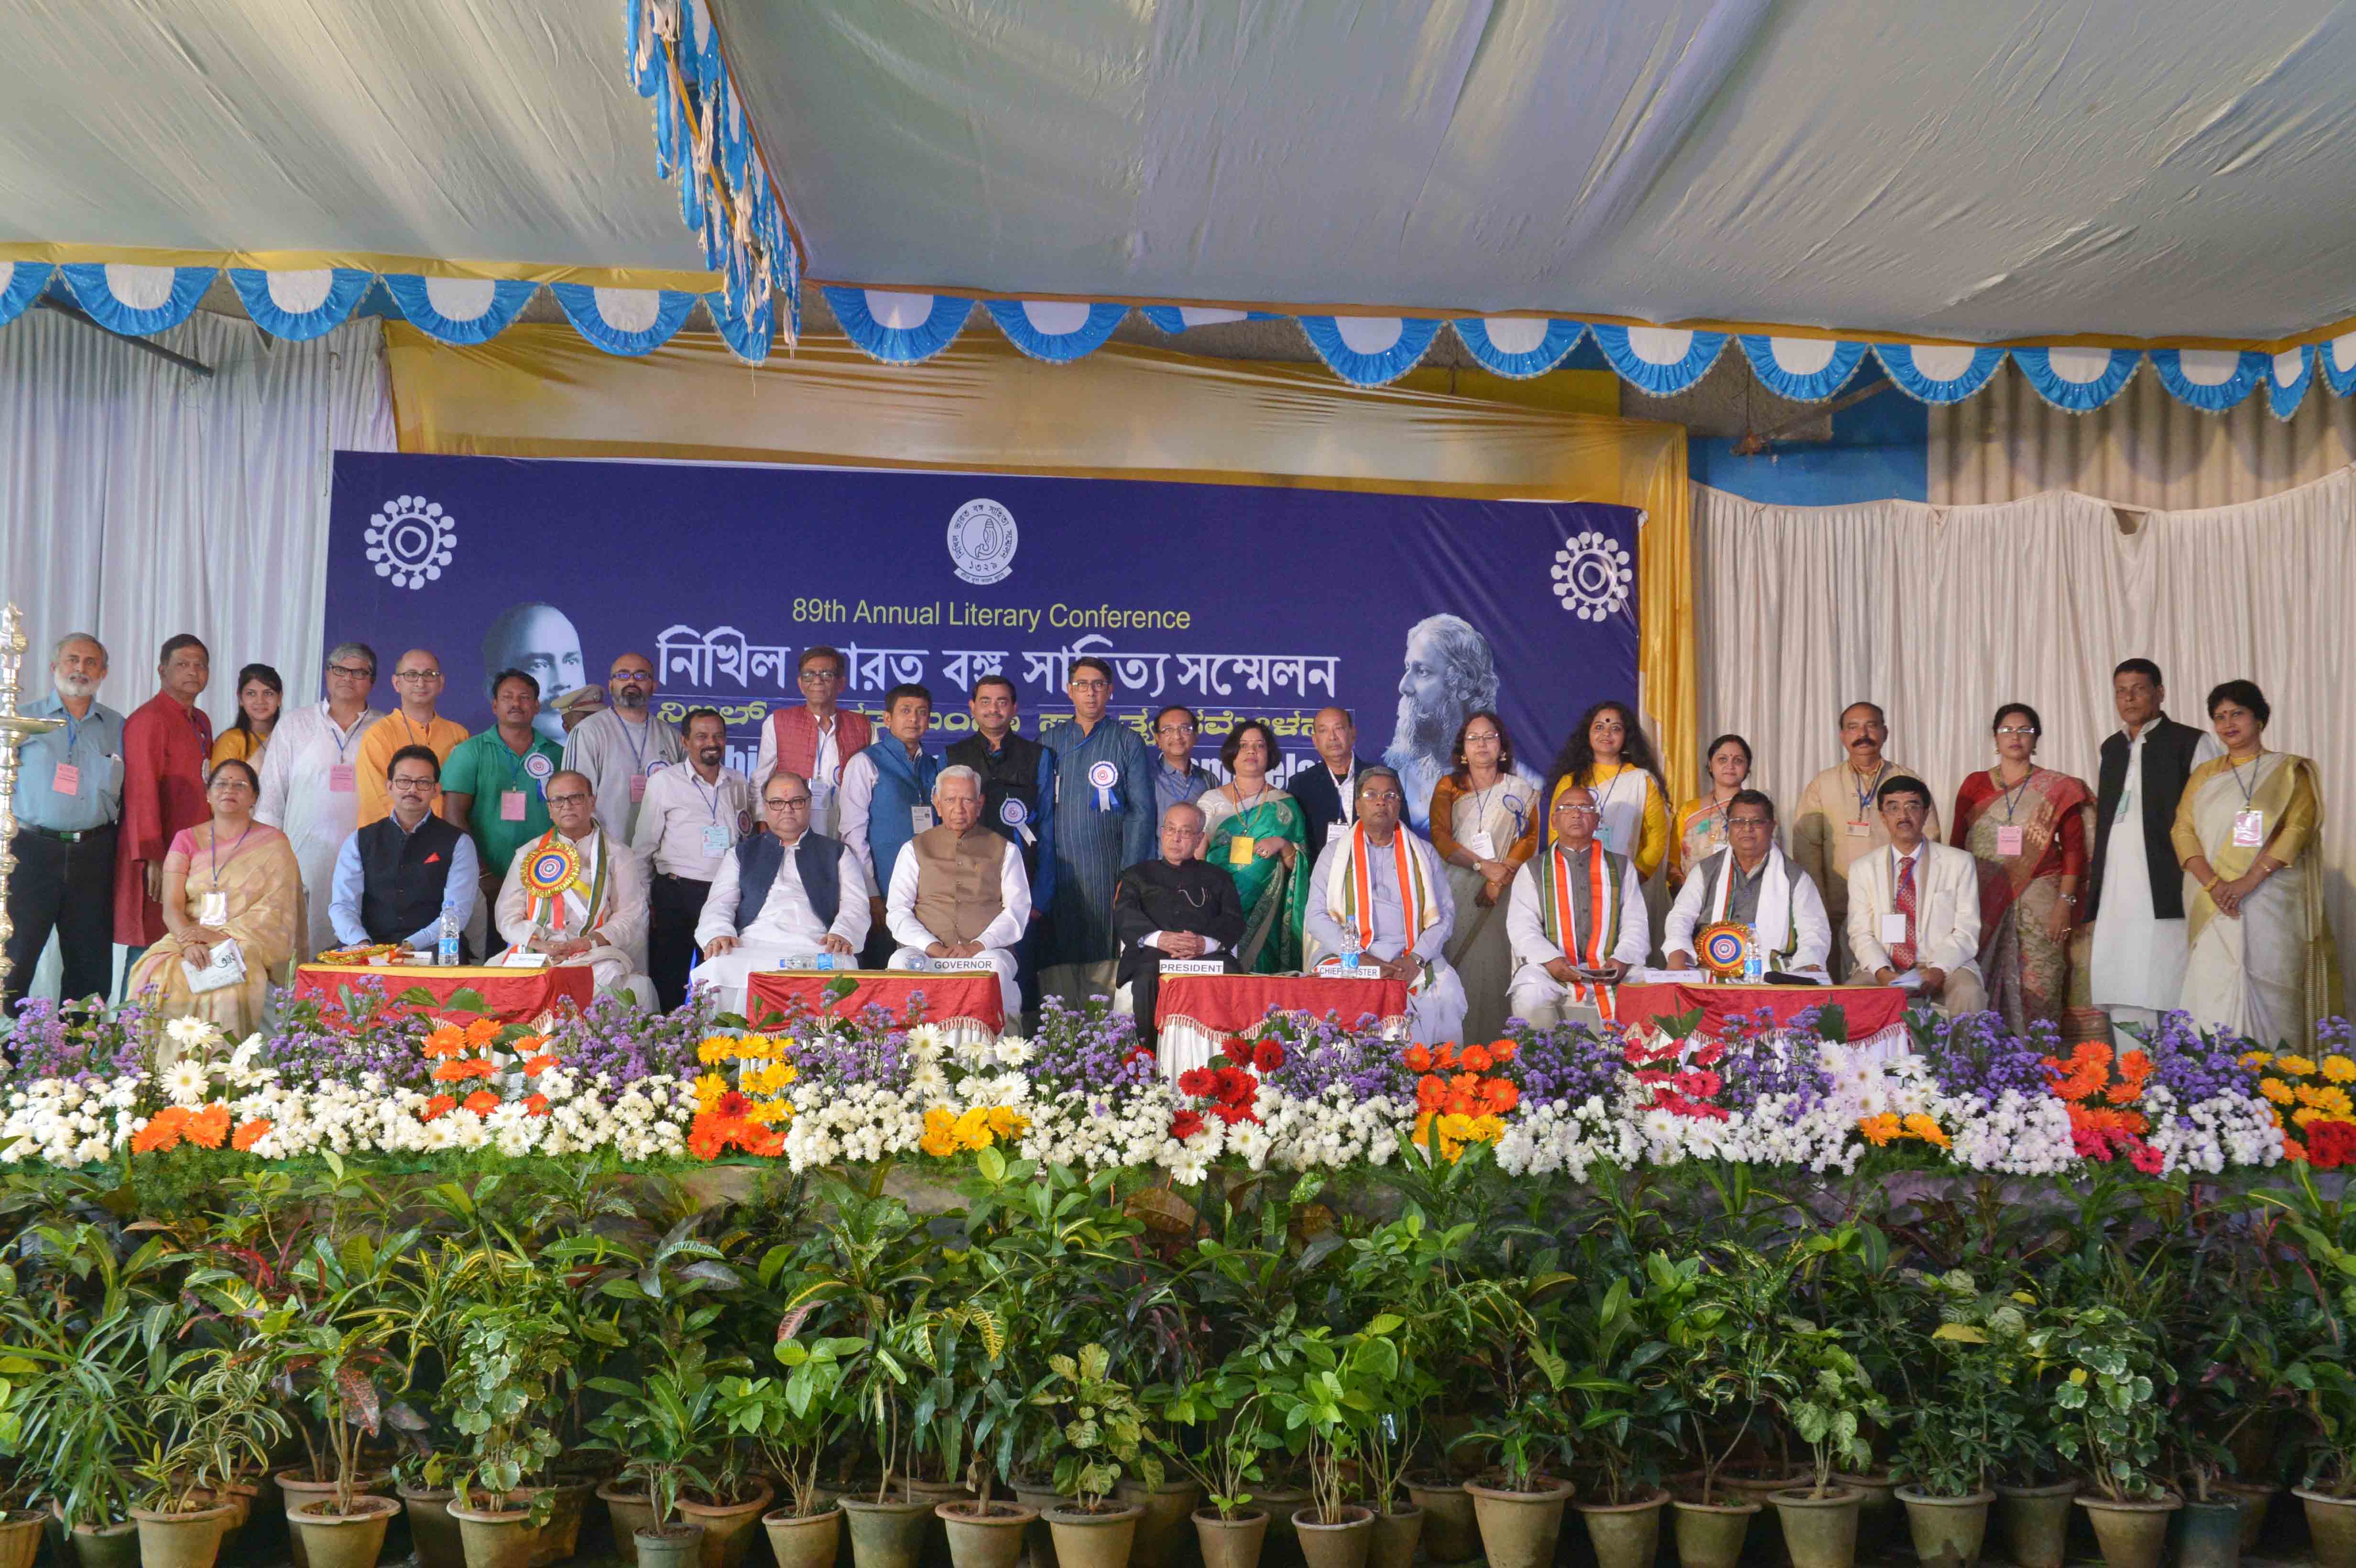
[1857,1113,1901,1146]
[423,1026,469,1059]
[1416,1075,1448,1113]
[185,1104,232,1150]
[1480,1079,1519,1115]
[431,1058,498,1082]
[230,1118,273,1152]
[1488,1040,1517,1064]
[462,1089,500,1115]
[464,1016,502,1045]
[1434,1044,1461,1072]
[524,1094,550,1118]
[1403,1044,1433,1074]
[1459,1044,1494,1074]
[423,1094,457,1122]
[132,1107,190,1154]
[522,1054,559,1078]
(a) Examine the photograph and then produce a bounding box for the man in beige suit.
[495,769,656,1009]
[886,765,1032,1019]
[1844,775,1986,1014]
[1791,702,1940,980]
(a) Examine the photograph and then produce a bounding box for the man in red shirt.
[112,635,214,975]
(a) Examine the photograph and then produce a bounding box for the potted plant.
[903,1306,1039,1568]
[0,1369,47,1568]
[1662,1248,1778,1568]
[1455,1263,1577,1568]
[720,1333,864,1568]
[1264,1325,1398,1568]
[2035,1306,2179,1568]
[125,1379,240,1568]
[261,1291,417,1568]
[836,1314,932,1568]
[2270,1158,2356,1568]
[4,1278,151,1568]
[1766,1327,1887,1568]
[1891,1274,2015,1568]
[1565,1270,1685,1568]
[1032,1345,1156,1568]
[600,1345,716,1568]
[393,1453,468,1568]
[1148,1361,1284,1568]
[441,1274,579,1568]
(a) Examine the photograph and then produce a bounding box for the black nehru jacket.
[2088,716,2208,922]
[355,814,470,959]
[1292,754,1374,858]
[1111,858,1249,1043]
[947,732,1049,882]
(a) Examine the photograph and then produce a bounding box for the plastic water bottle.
[1741,929,1764,985]
[1342,941,1361,975]
[436,912,461,968]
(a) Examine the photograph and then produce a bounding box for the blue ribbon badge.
[1001,795,1036,846]
[1087,759,1123,813]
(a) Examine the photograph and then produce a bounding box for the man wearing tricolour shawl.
[1505,783,1649,1026]
[1302,765,1467,1046]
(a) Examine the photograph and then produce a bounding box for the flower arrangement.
[2044,1039,2162,1171]
[1403,1037,1516,1160]
[2247,1027,2356,1167]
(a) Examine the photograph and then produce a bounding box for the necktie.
[1892,854,1918,972]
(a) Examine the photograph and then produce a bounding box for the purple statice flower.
[1027,997,1156,1097]
[1499,1019,1627,1107]
[785,1000,912,1091]
[259,980,440,1090]
[1918,1009,2053,1107]
[1717,1029,1835,1118]
[1260,1012,1411,1103]
[3,996,79,1084]
[2137,1010,2260,1123]
[5,994,164,1087]
[548,991,722,1085]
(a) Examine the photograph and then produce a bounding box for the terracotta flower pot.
[764,1507,844,1568]
[842,1496,937,1568]
[130,1503,237,1568]
[286,1493,401,1568]
[1993,1480,2077,1568]
[1113,1478,1201,1568]
[1894,1487,1994,1568]
[2074,1492,2181,1568]
[1403,1476,1475,1564]
[681,1481,777,1568]
[2294,1487,2356,1568]
[599,1486,659,1567]
[1575,1489,1667,1568]
[2172,1495,2242,1568]
[447,1499,548,1568]
[68,1521,140,1568]
[400,1485,465,1568]
[1463,1477,1574,1568]
[0,1511,44,1568]
[637,1523,709,1568]
[277,1473,393,1568]
[525,1477,597,1568]
[1290,1506,1373,1568]
[2215,1481,2277,1554]
[1670,1496,1758,1568]
[1193,1508,1269,1568]
[1043,1503,1143,1568]
[938,1502,1036,1568]
[1769,1486,1862,1568]
[1365,1504,1420,1568]
[1253,1487,1311,1567]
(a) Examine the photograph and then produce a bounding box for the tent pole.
[33,297,216,378]
[1731,373,1888,455]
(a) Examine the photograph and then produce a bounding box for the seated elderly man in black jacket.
[1111,801,1246,1048]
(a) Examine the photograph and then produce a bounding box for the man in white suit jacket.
[1844,774,1987,1013]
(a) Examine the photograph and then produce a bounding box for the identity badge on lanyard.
[2231,759,2266,848]
[328,720,359,792]
[53,714,84,796]
[694,775,731,858]
[1088,759,1124,813]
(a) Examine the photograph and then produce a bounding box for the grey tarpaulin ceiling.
[10,0,2356,393]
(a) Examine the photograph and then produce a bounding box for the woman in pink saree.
[1951,703,2094,1033]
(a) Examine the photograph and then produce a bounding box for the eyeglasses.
[610,670,654,683]
[394,669,440,681]
[389,775,438,791]
[1069,678,1110,691]
[1554,802,1601,817]
[798,668,841,684]
[326,664,373,679]
[1994,726,2039,737]
[1360,789,1405,805]
[766,796,811,810]
[1727,816,1773,829]
[546,792,590,806]
[1462,731,1502,743]
[1155,724,1195,737]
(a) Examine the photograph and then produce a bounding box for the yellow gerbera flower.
[2242,1051,2274,1069]
[2277,1054,2318,1077]
[2295,1085,2355,1117]
[1903,1113,1951,1149]
[693,1072,730,1111]
[698,1038,739,1065]
[2323,1055,2356,1084]
[2260,1078,2296,1105]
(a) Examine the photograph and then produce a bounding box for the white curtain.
[1694,475,2356,979]
[0,308,396,996]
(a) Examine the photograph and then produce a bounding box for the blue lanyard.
[210,821,254,883]
[689,770,723,822]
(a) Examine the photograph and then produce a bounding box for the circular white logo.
[1551,529,1634,622]
[1000,797,1028,825]
[1087,760,1119,790]
[947,499,1018,586]
[524,751,555,779]
[365,494,457,590]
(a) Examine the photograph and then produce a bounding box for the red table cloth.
[294,963,593,1024]
[1612,982,1909,1043]
[1155,971,1413,1043]
[745,969,1004,1034]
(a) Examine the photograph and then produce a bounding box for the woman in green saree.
[1197,719,1310,972]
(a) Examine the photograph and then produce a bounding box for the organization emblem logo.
[1551,529,1635,621]
[947,498,1018,586]
[364,494,458,590]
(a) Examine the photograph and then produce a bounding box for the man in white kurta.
[2088,665,2223,1041]
[1302,765,1466,1046]
[886,767,1032,1020]
[1506,785,1650,1027]
[560,652,685,843]
[1666,791,1833,978]
[494,770,655,1009]
[254,642,385,959]
[692,772,872,1017]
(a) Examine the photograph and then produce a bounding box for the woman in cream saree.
[123,760,302,1037]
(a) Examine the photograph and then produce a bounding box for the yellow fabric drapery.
[384,323,1693,786]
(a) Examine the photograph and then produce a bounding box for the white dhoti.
[1505,965,1611,1030]
[689,943,826,1019]
[1310,953,1466,1045]
[2090,817,2187,1019]
[889,947,1023,1025]
[571,952,654,1012]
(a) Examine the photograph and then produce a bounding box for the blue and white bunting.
[2324,334,2356,398]
[1590,324,1728,395]
[58,262,216,336]
[985,299,1126,363]
[2010,346,2140,412]
[1139,305,1281,334]
[1296,315,1440,386]
[706,285,774,364]
[1870,343,2007,404]
[1452,317,1586,379]
[228,268,373,340]
[0,261,51,326]
[824,287,973,364]
[381,276,538,345]
[2149,348,2266,413]
[2264,347,2315,421]
[549,283,695,357]
[1738,335,1866,402]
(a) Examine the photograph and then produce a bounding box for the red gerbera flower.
[1253,1040,1286,1073]
[1169,1109,1206,1140]
[1177,1067,1218,1097]
[715,1090,752,1120]
[1223,1037,1256,1067]
[1209,1101,1260,1126]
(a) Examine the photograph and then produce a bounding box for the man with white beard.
[1383,613,1536,833]
[5,633,123,1011]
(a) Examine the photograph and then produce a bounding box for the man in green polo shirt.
[442,668,566,958]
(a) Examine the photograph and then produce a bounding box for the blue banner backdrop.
[327,454,1641,831]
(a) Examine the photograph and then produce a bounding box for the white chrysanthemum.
[165,1016,220,1050]
[162,1058,215,1108]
